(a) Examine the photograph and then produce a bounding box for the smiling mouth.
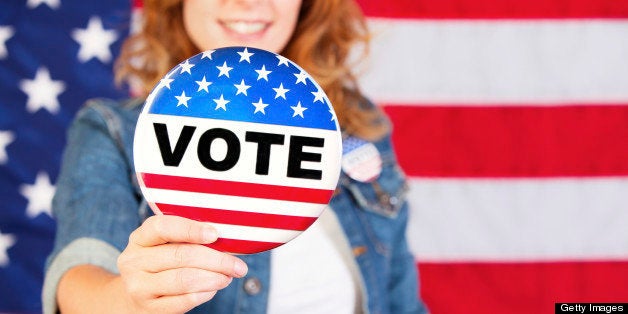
[221,21,269,35]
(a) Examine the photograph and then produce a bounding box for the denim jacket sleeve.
[366,139,423,313]
[388,187,425,314]
[42,99,143,314]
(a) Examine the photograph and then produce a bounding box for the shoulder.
[64,98,144,164]
[358,96,377,110]
[74,97,143,126]
[349,95,393,141]
[354,97,394,153]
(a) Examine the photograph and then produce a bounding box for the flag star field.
[146,47,337,131]
[0,1,129,312]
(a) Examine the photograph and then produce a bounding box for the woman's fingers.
[124,273,219,314]
[129,215,217,247]
[145,291,218,314]
[137,243,248,277]
[117,214,248,312]
[120,215,248,278]
[139,267,233,297]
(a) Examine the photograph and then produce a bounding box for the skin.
[183,0,302,53]
[57,1,302,313]
[58,216,245,313]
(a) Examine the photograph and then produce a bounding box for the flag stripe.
[359,20,628,104]
[158,203,317,231]
[384,105,628,178]
[207,238,283,255]
[418,261,628,314]
[145,188,324,217]
[356,0,628,19]
[208,222,301,243]
[140,172,334,204]
[343,158,383,182]
[406,178,628,261]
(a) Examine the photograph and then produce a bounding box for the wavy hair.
[115,0,388,139]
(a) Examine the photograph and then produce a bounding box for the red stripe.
[206,238,283,254]
[158,203,317,231]
[356,0,628,19]
[141,173,334,204]
[135,0,628,18]
[383,104,628,178]
[418,261,628,314]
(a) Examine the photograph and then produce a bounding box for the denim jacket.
[43,98,428,314]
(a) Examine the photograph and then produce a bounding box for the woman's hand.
[117,215,248,313]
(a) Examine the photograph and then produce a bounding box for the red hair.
[115,0,388,139]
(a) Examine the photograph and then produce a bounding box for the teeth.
[224,21,266,34]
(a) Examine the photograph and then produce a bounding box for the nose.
[227,0,264,10]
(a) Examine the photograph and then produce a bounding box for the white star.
[175,91,191,107]
[19,171,55,218]
[201,50,215,59]
[26,0,60,9]
[329,108,337,121]
[273,83,289,99]
[255,65,271,81]
[234,79,251,96]
[294,71,308,85]
[19,67,66,114]
[157,70,175,90]
[0,231,16,267]
[216,61,233,78]
[0,130,15,164]
[213,94,230,111]
[276,55,290,66]
[291,101,308,118]
[0,26,14,59]
[237,47,254,63]
[312,89,325,103]
[159,78,173,90]
[72,16,118,63]
[252,98,269,114]
[179,60,194,74]
[196,76,212,92]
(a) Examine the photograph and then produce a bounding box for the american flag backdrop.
[0,0,131,312]
[356,0,628,313]
[1,0,628,313]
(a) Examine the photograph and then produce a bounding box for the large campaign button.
[133,47,342,254]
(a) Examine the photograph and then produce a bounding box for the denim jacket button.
[243,277,262,295]
[389,196,399,206]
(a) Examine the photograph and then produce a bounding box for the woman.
[44,0,428,313]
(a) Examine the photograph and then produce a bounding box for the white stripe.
[145,188,324,217]
[134,114,342,189]
[212,222,302,243]
[406,177,628,261]
[360,19,628,105]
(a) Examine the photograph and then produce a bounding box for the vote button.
[133,47,343,254]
